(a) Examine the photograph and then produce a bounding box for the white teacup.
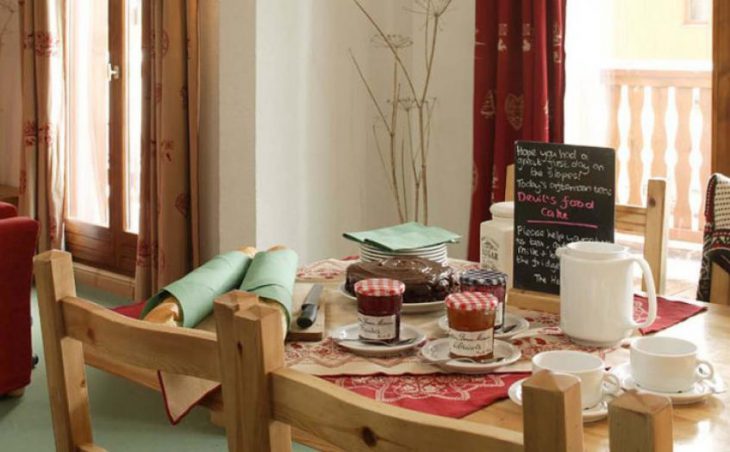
[630,336,714,393]
[532,350,620,409]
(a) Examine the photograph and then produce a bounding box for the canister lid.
[460,269,508,286]
[489,201,514,218]
[445,291,498,311]
[354,278,406,297]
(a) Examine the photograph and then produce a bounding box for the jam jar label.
[495,303,504,329]
[449,329,494,357]
[358,313,397,340]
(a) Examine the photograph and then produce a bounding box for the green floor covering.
[0,285,313,451]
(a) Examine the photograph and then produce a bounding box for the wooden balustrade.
[602,69,712,242]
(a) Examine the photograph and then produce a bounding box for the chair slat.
[34,250,94,452]
[270,368,523,452]
[609,391,673,452]
[61,296,220,381]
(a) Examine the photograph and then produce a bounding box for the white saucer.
[508,378,609,423]
[610,363,713,405]
[337,283,446,314]
[438,313,530,340]
[420,338,521,374]
[330,323,426,357]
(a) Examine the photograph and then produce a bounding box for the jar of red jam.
[460,269,507,330]
[446,292,498,361]
[354,278,404,343]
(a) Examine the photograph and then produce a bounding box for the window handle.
[108,63,120,81]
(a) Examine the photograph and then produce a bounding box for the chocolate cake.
[345,257,458,303]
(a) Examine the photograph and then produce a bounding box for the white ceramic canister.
[480,201,514,288]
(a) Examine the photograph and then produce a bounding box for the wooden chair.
[33,250,254,452]
[505,164,669,293]
[217,290,674,452]
[35,251,673,451]
[710,263,730,304]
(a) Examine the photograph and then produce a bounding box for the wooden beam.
[642,178,668,293]
[609,391,673,452]
[508,288,561,313]
[213,291,260,452]
[61,297,220,381]
[271,368,523,452]
[236,304,292,451]
[34,251,94,452]
[522,371,584,452]
[710,262,730,304]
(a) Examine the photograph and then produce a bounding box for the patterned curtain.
[134,0,199,299]
[468,0,566,260]
[18,0,66,251]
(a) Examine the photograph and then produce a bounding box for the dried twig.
[351,0,453,224]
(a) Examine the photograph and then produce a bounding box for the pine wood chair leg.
[34,251,94,452]
[213,291,260,450]
[608,391,673,452]
[522,370,584,452]
[215,292,292,452]
[644,178,668,294]
[710,262,730,304]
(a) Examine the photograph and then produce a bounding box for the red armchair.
[0,202,39,396]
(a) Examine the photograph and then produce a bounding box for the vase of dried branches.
[351,0,454,225]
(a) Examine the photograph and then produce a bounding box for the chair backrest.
[217,291,674,452]
[33,250,235,452]
[35,251,673,451]
[710,262,730,304]
[505,164,669,293]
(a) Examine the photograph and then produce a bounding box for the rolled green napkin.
[343,222,460,251]
[140,251,252,327]
[239,248,298,330]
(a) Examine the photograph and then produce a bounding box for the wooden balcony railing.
[603,68,711,242]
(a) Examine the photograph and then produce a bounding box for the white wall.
[199,0,258,260]
[254,0,475,263]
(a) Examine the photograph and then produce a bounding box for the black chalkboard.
[513,141,615,295]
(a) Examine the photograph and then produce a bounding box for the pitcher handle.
[629,255,657,329]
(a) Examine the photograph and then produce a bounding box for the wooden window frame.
[65,0,138,276]
[713,0,730,176]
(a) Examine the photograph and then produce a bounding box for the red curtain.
[468,0,566,261]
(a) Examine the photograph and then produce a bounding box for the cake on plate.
[345,257,458,303]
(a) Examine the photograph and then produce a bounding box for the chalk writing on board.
[513,141,615,295]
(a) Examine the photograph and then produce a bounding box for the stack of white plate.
[359,243,448,265]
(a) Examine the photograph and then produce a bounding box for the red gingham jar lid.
[445,291,498,311]
[354,278,406,297]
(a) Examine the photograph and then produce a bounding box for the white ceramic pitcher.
[557,241,657,347]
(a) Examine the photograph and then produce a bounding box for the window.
[686,0,711,24]
[65,0,143,275]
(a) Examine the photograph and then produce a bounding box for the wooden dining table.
[85,259,729,451]
[292,281,730,452]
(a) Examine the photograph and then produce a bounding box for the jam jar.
[354,278,404,343]
[445,292,498,361]
[460,269,508,330]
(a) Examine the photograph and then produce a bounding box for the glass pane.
[125,0,143,233]
[67,0,110,226]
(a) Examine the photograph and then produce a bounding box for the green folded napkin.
[140,251,252,328]
[239,249,298,330]
[343,222,460,251]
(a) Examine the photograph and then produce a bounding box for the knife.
[296,284,324,329]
